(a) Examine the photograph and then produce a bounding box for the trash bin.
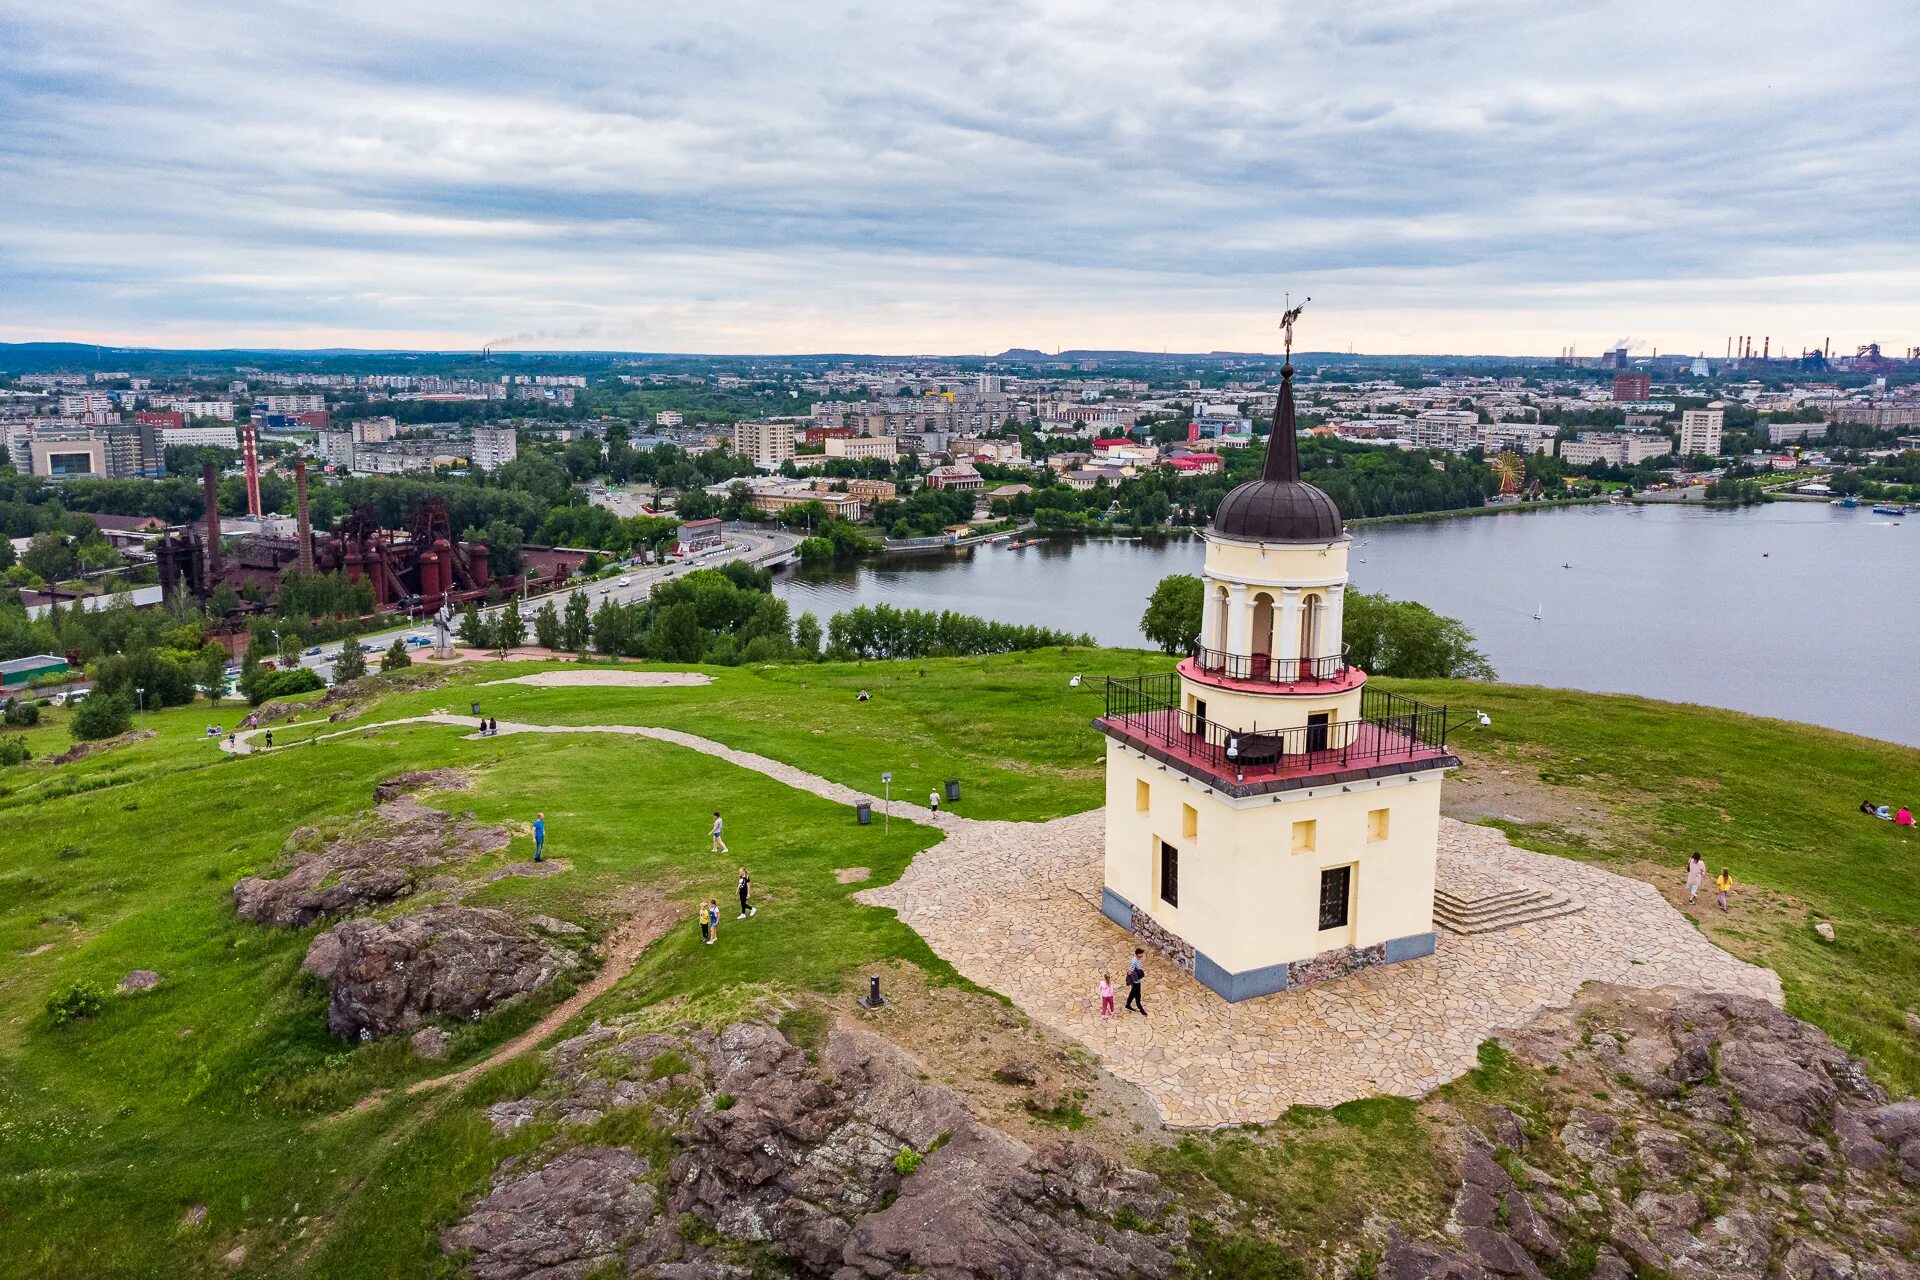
[856,801,872,826]
[944,779,960,802]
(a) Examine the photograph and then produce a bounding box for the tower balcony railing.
[1187,642,1350,685]
[1099,674,1451,787]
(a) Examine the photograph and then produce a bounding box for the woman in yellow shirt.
[1714,868,1733,913]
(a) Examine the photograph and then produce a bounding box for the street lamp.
[135,685,145,728]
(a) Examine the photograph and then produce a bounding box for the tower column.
[1224,584,1253,658]
[1198,585,1222,657]
[1323,583,1347,673]
[1276,588,1303,670]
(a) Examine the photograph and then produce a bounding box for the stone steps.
[1434,886,1585,935]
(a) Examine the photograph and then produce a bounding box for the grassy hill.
[0,649,1914,1277]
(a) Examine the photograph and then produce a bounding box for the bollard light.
[862,975,886,1009]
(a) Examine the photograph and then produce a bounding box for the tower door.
[1306,711,1331,753]
[1192,697,1208,740]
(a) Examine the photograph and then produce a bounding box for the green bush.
[0,737,30,766]
[892,1147,922,1176]
[247,667,325,707]
[71,692,133,741]
[46,981,106,1026]
[3,696,40,727]
[382,639,412,671]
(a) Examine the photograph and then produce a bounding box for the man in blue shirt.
[533,812,545,863]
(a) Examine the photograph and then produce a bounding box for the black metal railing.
[1101,675,1450,782]
[1188,642,1349,684]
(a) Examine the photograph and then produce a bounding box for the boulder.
[233,797,508,929]
[1814,921,1836,942]
[117,970,162,993]
[993,1059,1041,1086]
[411,1027,452,1061]
[304,905,576,1040]
[439,1147,655,1280]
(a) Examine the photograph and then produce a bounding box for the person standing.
[1124,948,1146,1016]
[698,901,711,945]
[710,811,728,854]
[1715,867,1734,912]
[1685,853,1706,905]
[1099,973,1115,1020]
[532,812,545,863]
[928,788,940,814]
[737,868,756,919]
[706,899,721,944]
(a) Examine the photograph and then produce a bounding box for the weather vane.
[1279,294,1310,360]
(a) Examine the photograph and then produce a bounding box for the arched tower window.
[1251,592,1274,665]
[1300,593,1322,667]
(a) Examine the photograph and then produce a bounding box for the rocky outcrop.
[1387,985,1920,1280]
[303,905,576,1040]
[447,1016,1181,1280]
[233,781,505,928]
[441,1147,656,1280]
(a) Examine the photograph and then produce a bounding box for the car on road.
[618,577,632,587]
[304,645,322,656]
[406,634,432,648]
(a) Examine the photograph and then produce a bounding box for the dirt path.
[407,893,680,1096]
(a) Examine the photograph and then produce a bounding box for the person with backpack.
[706,899,721,944]
[1124,948,1146,1016]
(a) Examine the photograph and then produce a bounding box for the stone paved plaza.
[861,811,1781,1127]
[229,713,1780,1127]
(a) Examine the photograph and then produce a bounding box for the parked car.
[406,634,432,648]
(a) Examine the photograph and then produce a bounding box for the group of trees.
[824,605,1090,660]
[1138,574,1495,680]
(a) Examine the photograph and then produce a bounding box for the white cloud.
[1,0,1916,353]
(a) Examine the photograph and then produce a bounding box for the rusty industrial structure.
[156,462,536,616]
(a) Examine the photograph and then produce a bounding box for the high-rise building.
[732,419,795,469]
[1679,409,1724,457]
[470,426,519,471]
[1612,372,1651,402]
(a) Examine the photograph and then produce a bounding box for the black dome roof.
[1210,363,1344,543]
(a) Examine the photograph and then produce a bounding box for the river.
[772,502,1920,748]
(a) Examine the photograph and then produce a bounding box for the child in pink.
[1099,974,1115,1019]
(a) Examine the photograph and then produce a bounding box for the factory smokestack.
[201,463,224,576]
[242,422,262,517]
[295,460,314,576]
[1763,336,1770,360]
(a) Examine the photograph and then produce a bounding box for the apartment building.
[1406,410,1480,453]
[1612,372,1651,402]
[1767,420,1829,444]
[262,394,326,414]
[1559,432,1673,466]
[470,426,519,471]
[1679,409,1724,457]
[732,419,795,469]
[159,424,241,450]
[824,434,898,463]
[316,430,356,468]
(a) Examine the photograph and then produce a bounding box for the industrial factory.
[154,462,539,615]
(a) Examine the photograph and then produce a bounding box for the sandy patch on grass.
[480,670,712,689]
[834,867,871,884]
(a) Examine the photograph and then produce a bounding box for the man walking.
[532,812,545,863]
[710,811,728,855]
[737,867,756,919]
[1124,948,1146,1016]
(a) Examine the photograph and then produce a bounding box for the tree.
[23,532,76,584]
[649,602,705,663]
[247,667,324,706]
[496,607,527,653]
[333,639,367,682]
[382,638,412,671]
[793,611,823,659]
[1342,590,1494,680]
[1140,574,1204,655]
[533,600,562,650]
[71,691,133,741]
[560,589,592,653]
[458,604,489,648]
[196,644,230,703]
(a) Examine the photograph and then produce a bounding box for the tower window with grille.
[1318,865,1351,931]
[1160,840,1179,908]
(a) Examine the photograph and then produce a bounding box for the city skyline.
[3,0,1917,356]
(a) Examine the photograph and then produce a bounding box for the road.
[286,524,800,682]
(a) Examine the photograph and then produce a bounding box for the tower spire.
[1261,297,1309,483]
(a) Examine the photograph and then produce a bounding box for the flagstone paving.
[859,812,1781,1127]
[225,713,1780,1127]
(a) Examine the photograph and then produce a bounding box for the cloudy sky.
[2,0,1916,356]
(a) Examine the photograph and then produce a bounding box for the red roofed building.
[1166,453,1225,475]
